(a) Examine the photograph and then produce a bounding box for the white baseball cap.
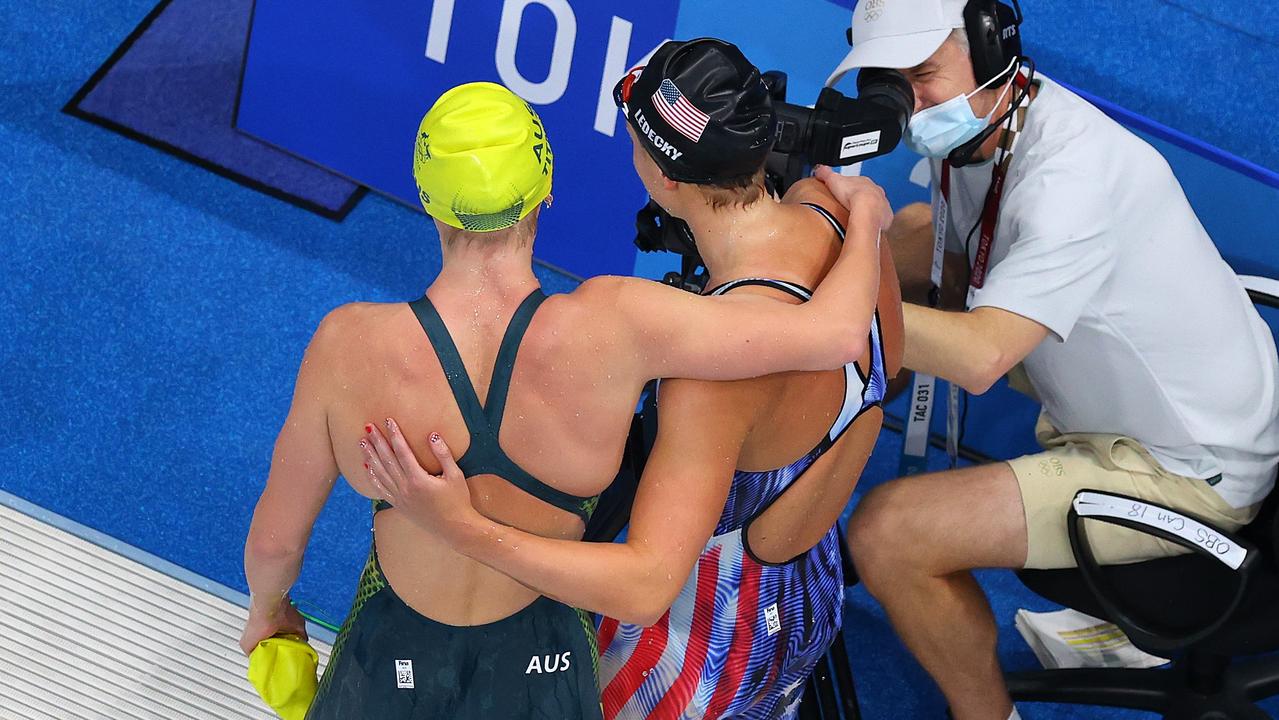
[826,0,967,87]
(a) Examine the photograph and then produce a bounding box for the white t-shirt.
[931,75,1279,508]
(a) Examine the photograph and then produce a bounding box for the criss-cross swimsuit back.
[374,289,599,522]
[307,288,605,720]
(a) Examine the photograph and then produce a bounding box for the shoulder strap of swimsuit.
[408,294,490,438]
[800,202,846,241]
[706,277,814,301]
[482,289,546,428]
[474,290,597,521]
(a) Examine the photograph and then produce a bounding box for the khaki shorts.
[1008,413,1260,569]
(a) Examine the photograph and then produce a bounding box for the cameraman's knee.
[889,202,931,241]
[884,202,934,305]
[847,483,919,584]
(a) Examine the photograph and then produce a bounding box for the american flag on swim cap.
[652,78,709,142]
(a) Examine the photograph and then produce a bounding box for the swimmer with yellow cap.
[243,79,889,720]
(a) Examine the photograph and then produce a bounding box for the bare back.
[674,189,904,562]
[321,289,645,625]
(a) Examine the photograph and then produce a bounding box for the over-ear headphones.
[963,0,1024,85]
[947,0,1031,166]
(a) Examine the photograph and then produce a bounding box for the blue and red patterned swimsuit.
[598,204,889,719]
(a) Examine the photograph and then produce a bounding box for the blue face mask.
[904,63,1016,159]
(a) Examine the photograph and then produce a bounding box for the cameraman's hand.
[814,166,893,231]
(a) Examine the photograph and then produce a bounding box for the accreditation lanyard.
[899,94,1028,476]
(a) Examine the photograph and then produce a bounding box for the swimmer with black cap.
[361,41,904,719]
[243,78,889,719]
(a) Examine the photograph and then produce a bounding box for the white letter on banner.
[496,0,577,105]
[595,20,666,137]
[424,0,456,63]
[594,17,633,136]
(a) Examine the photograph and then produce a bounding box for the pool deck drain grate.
[0,496,331,719]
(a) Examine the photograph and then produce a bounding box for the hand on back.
[359,418,479,542]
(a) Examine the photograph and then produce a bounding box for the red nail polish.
[363,463,369,470]
[364,424,373,434]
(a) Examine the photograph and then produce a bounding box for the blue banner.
[238,0,680,278]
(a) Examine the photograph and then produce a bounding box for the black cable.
[948,57,1036,168]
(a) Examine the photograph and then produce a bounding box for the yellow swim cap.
[247,634,319,720]
[413,82,553,232]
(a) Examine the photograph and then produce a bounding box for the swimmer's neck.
[683,197,790,285]
[430,240,540,303]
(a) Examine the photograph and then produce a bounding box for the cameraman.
[819,1,1279,719]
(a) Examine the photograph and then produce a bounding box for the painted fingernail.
[429,432,441,444]
[363,463,369,470]
[364,424,373,434]
[385,418,393,429]
[358,440,366,449]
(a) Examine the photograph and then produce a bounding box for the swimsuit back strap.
[408,295,488,435]
[482,289,547,428]
[799,202,846,240]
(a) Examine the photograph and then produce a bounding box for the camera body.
[765,67,914,193]
[633,68,914,291]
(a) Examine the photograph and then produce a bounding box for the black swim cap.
[613,38,776,185]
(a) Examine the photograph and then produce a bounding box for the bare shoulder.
[781,177,848,226]
[311,302,378,345]
[535,285,601,331]
[568,274,648,304]
[560,274,679,327]
[305,301,410,365]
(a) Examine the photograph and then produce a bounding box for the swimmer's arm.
[243,316,341,634]
[379,380,750,626]
[582,180,886,381]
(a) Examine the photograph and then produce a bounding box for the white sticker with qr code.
[765,603,781,636]
[395,659,415,689]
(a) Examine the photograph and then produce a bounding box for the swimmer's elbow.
[840,331,870,366]
[615,591,675,627]
[245,530,304,565]
[612,607,660,627]
[819,328,868,371]
[609,560,682,626]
